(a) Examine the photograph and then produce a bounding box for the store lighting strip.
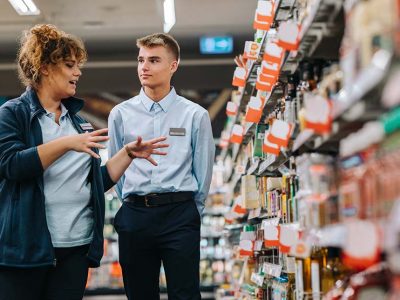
[0,58,235,71]
[163,0,176,33]
[8,0,40,16]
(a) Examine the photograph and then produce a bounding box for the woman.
[0,24,168,300]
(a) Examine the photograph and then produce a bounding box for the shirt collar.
[44,103,69,118]
[140,87,177,113]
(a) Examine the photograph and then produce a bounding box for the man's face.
[137,46,178,89]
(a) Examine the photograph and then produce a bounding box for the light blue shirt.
[38,104,93,247]
[108,88,215,214]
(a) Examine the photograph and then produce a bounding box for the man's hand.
[126,136,168,166]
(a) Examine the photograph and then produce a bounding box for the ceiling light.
[8,0,40,16]
[163,0,176,33]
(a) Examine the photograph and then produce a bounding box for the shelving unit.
[216,0,400,299]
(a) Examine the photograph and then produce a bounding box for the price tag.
[240,231,256,241]
[239,240,254,256]
[279,225,299,253]
[263,224,280,247]
[245,96,265,123]
[261,217,280,227]
[343,220,380,270]
[244,41,261,60]
[286,257,296,274]
[304,93,332,134]
[248,207,262,219]
[226,101,238,116]
[278,165,291,176]
[232,67,247,87]
[263,262,282,278]
[230,124,244,144]
[289,240,312,259]
[268,119,292,148]
[277,20,300,51]
[263,41,284,64]
[254,240,263,251]
[251,272,265,286]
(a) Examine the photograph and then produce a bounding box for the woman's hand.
[66,128,109,159]
[126,136,168,166]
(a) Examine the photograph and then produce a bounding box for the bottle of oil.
[310,246,326,300]
[321,247,348,294]
[295,255,311,300]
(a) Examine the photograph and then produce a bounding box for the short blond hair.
[17,24,87,88]
[136,33,180,61]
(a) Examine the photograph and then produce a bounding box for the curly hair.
[17,24,87,88]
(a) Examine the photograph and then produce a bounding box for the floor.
[84,297,127,300]
[84,292,215,299]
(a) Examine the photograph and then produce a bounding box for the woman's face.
[40,54,82,99]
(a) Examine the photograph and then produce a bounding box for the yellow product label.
[282,194,287,216]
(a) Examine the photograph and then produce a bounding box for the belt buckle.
[144,193,158,207]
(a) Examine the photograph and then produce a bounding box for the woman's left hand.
[126,136,168,166]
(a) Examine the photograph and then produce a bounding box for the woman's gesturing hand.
[67,128,109,159]
[125,136,168,166]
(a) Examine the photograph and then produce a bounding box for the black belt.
[124,191,194,207]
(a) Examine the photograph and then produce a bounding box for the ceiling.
[0,0,257,93]
[0,0,259,137]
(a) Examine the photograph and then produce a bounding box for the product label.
[240,231,256,241]
[286,256,296,274]
[251,271,265,287]
[311,262,321,300]
[295,260,304,300]
[248,207,261,219]
[254,240,263,251]
[263,262,282,278]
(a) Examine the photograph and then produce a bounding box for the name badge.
[169,128,186,136]
[80,122,94,131]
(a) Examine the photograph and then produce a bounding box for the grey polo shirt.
[38,104,93,248]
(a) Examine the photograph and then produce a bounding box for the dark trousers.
[114,198,201,300]
[0,244,89,300]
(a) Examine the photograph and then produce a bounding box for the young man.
[108,33,215,300]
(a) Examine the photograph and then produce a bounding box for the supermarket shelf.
[247,158,260,175]
[333,49,391,118]
[224,223,246,231]
[309,218,388,248]
[229,172,242,192]
[257,152,289,176]
[203,206,231,216]
[221,0,301,163]
[226,0,345,168]
[312,223,347,248]
[287,0,343,68]
[274,0,296,22]
[292,49,392,153]
[201,232,224,239]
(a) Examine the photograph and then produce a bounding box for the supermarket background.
[2,0,400,299]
